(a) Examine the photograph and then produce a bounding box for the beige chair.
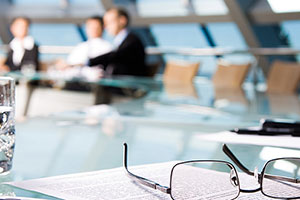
[212,60,251,89]
[267,60,300,94]
[163,60,200,98]
[0,56,6,66]
[163,60,200,83]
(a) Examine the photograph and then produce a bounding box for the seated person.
[55,16,113,91]
[67,16,112,66]
[0,16,39,73]
[88,7,147,77]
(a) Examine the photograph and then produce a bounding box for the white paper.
[3,161,283,200]
[0,197,46,200]
[5,162,175,200]
[196,131,300,149]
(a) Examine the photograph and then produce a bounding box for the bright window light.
[268,0,300,13]
[14,0,60,5]
[273,160,297,174]
[260,147,300,161]
[137,0,188,17]
[192,0,228,15]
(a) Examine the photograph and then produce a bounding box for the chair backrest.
[267,60,300,94]
[163,60,200,83]
[0,56,6,66]
[212,60,251,89]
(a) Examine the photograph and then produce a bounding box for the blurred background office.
[0,0,299,189]
[0,0,299,118]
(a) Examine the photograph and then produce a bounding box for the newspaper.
[4,161,274,200]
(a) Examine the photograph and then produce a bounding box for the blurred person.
[89,8,149,104]
[0,17,40,118]
[67,16,112,66]
[57,16,113,91]
[0,17,39,72]
[88,7,147,77]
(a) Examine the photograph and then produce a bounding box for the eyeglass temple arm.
[223,144,300,184]
[123,143,171,194]
[263,169,300,184]
[222,144,254,176]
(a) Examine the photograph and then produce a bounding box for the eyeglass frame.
[223,144,300,199]
[123,143,300,200]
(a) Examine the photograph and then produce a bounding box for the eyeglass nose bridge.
[254,166,259,182]
[229,167,261,193]
[230,169,239,187]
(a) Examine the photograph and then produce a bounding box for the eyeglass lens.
[262,158,300,199]
[170,161,240,200]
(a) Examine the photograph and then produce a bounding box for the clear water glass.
[0,77,15,174]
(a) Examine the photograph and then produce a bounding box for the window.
[281,20,300,61]
[207,22,256,81]
[192,0,228,15]
[267,0,300,13]
[207,22,253,63]
[14,0,60,5]
[150,23,216,76]
[30,24,83,60]
[69,0,100,5]
[137,0,188,17]
[31,24,82,46]
[13,0,103,11]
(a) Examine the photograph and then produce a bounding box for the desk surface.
[1,73,300,199]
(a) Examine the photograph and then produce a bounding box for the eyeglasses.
[123,143,300,199]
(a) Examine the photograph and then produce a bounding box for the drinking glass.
[0,77,15,174]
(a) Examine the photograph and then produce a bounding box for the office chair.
[163,60,200,98]
[212,60,251,89]
[267,60,300,94]
[0,56,5,66]
[163,60,200,83]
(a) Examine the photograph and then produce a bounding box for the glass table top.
[0,72,300,199]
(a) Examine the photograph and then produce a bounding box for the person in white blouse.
[67,16,112,66]
[1,17,39,73]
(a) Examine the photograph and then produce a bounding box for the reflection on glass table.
[0,72,299,199]
[5,71,300,119]
[1,103,298,199]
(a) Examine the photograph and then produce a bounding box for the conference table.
[0,72,299,199]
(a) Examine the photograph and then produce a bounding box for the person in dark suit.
[89,8,148,104]
[1,17,39,72]
[88,7,147,77]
